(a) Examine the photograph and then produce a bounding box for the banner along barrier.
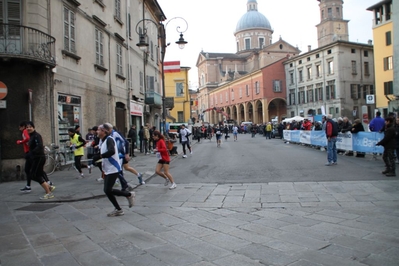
[283,130,384,154]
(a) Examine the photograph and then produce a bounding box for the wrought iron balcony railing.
[0,23,56,66]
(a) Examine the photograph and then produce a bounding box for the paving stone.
[120,252,167,266]
[331,235,391,254]
[274,232,330,250]
[278,215,321,227]
[293,184,314,192]
[320,243,370,260]
[0,248,41,266]
[0,233,30,252]
[310,222,371,238]
[172,222,216,237]
[262,202,301,208]
[123,229,167,250]
[238,223,282,238]
[228,228,274,244]
[252,209,289,219]
[85,229,119,244]
[35,243,69,258]
[185,241,232,261]
[146,213,187,226]
[300,202,341,207]
[132,218,172,234]
[212,254,261,266]
[360,254,399,266]
[216,217,250,227]
[222,202,261,208]
[147,244,202,266]
[201,232,251,250]
[74,249,122,266]
[264,239,307,254]
[363,232,399,247]
[297,250,367,266]
[99,238,144,258]
[280,195,300,203]
[379,247,399,261]
[286,259,322,266]
[280,224,339,241]
[316,209,359,220]
[27,232,59,248]
[156,229,203,247]
[305,213,345,224]
[199,220,237,234]
[0,222,22,237]
[236,243,298,265]
[252,216,293,229]
[260,194,281,203]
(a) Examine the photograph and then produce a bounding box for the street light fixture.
[135,17,188,134]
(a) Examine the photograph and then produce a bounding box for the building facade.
[367,0,396,114]
[196,0,299,124]
[284,0,376,122]
[0,0,165,180]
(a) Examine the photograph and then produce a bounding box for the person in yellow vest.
[265,122,272,139]
[68,128,87,178]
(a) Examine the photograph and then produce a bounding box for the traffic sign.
[0,81,7,100]
[366,94,375,104]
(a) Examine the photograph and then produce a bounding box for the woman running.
[153,131,177,189]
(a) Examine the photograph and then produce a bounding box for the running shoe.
[20,186,31,193]
[138,173,144,184]
[127,192,135,208]
[169,183,177,190]
[50,185,56,192]
[40,193,54,200]
[182,155,187,158]
[107,209,124,217]
[164,178,169,186]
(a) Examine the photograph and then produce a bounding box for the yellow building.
[164,63,191,123]
[368,1,394,113]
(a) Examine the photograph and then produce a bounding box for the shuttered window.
[0,0,21,36]
[64,6,76,53]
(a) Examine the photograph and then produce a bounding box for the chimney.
[308,45,311,52]
[368,39,373,45]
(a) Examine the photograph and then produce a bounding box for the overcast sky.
[157,0,377,89]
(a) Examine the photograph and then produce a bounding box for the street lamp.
[135,17,188,134]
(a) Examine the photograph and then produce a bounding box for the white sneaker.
[169,183,177,190]
[164,178,169,186]
[127,192,135,208]
[182,155,187,158]
[96,177,103,182]
[190,150,193,154]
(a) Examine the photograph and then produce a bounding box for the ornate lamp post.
[135,17,188,134]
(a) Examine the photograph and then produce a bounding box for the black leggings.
[104,172,131,210]
[74,155,83,173]
[182,141,191,155]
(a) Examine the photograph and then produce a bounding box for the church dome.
[235,0,272,33]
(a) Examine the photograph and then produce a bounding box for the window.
[289,89,295,105]
[298,89,305,104]
[351,49,356,53]
[327,49,332,54]
[255,81,260,94]
[364,51,368,57]
[316,54,320,59]
[370,85,374,95]
[259,38,264,48]
[351,60,357,75]
[245,38,250,50]
[116,43,123,75]
[225,92,228,102]
[273,80,282,92]
[362,85,367,99]
[316,65,321,77]
[290,72,294,84]
[150,40,154,60]
[386,31,392,46]
[307,86,314,102]
[176,82,183,96]
[128,65,132,90]
[147,76,155,91]
[384,81,393,95]
[239,88,242,98]
[95,28,104,66]
[336,7,340,17]
[307,67,312,80]
[246,84,249,96]
[64,7,76,53]
[307,57,311,62]
[350,84,358,99]
[215,95,217,104]
[364,62,370,76]
[328,61,334,74]
[328,8,332,18]
[384,56,393,70]
[290,63,293,68]
[299,60,302,64]
[299,70,303,82]
[329,107,334,115]
[178,111,183,122]
[115,0,121,20]
[315,83,323,101]
[327,80,336,100]
[128,14,131,38]
[231,89,235,101]
[220,94,222,103]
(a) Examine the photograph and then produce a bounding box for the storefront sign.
[0,100,6,108]
[58,94,81,105]
[130,101,143,116]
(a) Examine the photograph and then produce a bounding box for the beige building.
[284,0,376,121]
[0,0,165,179]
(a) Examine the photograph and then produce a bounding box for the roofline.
[366,0,392,11]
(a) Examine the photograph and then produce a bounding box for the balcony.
[145,91,162,106]
[0,23,56,66]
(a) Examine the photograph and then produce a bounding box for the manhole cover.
[16,203,60,212]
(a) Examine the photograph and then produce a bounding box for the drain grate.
[16,203,60,212]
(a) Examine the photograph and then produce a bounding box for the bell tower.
[316,0,349,47]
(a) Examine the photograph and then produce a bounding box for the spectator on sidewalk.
[377,117,396,177]
[351,119,365,158]
[369,111,385,133]
[127,125,137,157]
[325,114,338,166]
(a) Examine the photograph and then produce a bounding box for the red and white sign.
[164,61,180,73]
[0,81,8,100]
[130,101,143,116]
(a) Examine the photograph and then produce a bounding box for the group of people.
[320,112,397,177]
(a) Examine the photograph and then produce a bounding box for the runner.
[215,125,222,147]
[153,131,177,190]
[232,124,238,141]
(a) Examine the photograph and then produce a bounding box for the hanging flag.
[164,61,180,73]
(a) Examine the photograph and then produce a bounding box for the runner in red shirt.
[153,131,177,189]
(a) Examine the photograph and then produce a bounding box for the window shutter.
[7,1,20,25]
